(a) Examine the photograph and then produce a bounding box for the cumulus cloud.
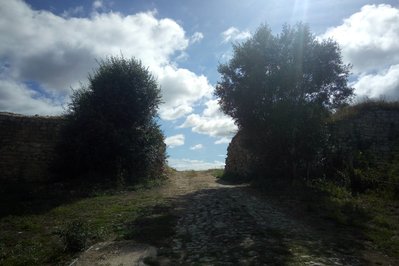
[222,27,251,43]
[353,64,399,100]
[190,144,203,150]
[0,79,63,115]
[0,0,212,118]
[61,6,84,18]
[180,99,237,138]
[322,4,399,74]
[159,105,193,121]
[1,1,186,91]
[190,32,204,44]
[164,134,185,148]
[92,0,103,11]
[168,158,224,170]
[214,137,231,145]
[158,66,213,120]
[321,4,399,100]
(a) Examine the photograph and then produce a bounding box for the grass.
[256,177,399,259]
[185,170,199,178]
[315,183,399,257]
[207,168,251,184]
[0,179,169,266]
[332,98,399,122]
[207,168,224,178]
[358,192,399,257]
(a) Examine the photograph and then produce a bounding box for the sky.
[1,0,399,170]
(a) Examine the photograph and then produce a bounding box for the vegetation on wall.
[56,56,166,184]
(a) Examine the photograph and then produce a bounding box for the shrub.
[216,23,353,181]
[56,220,89,252]
[56,56,166,184]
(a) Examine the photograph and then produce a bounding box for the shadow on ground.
[128,184,368,265]
[0,180,118,218]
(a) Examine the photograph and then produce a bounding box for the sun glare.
[291,0,310,24]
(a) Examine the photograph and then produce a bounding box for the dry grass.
[332,99,399,122]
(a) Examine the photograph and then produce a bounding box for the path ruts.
[156,172,364,265]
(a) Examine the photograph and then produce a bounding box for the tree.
[216,23,353,180]
[57,56,166,183]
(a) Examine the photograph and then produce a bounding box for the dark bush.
[57,220,89,252]
[56,56,166,184]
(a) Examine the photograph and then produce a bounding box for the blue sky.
[1,0,399,170]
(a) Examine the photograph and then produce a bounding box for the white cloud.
[158,66,213,120]
[61,6,84,18]
[92,0,103,10]
[214,137,232,144]
[353,64,399,100]
[164,134,185,148]
[321,4,399,100]
[174,51,189,62]
[222,27,251,43]
[159,105,193,121]
[0,79,63,115]
[180,99,237,138]
[0,0,212,118]
[190,144,203,150]
[322,4,399,74]
[168,158,224,170]
[190,32,204,44]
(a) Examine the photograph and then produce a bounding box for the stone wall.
[224,130,254,178]
[0,112,65,183]
[329,105,399,163]
[225,104,399,177]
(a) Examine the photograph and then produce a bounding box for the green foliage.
[56,220,89,252]
[216,23,353,180]
[313,180,399,257]
[323,143,399,196]
[56,56,166,183]
[220,172,250,183]
[323,99,399,196]
[209,168,224,178]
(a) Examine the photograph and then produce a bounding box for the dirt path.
[153,171,366,265]
[74,171,394,265]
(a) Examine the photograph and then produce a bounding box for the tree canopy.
[57,56,166,183]
[216,23,353,180]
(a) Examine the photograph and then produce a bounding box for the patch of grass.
[0,183,167,265]
[56,219,89,252]
[208,168,224,178]
[218,171,250,184]
[185,170,198,178]
[309,181,399,257]
[332,99,399,122]
[254,177,399,259]
[361,195,399,257]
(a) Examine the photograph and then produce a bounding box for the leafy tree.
[57,56,166,183]
[216,23,353,180]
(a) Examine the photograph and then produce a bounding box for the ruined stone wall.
[329,106,399,162]
[224,130,254,178]
[0,112,65,183]
[225,106,399,177]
